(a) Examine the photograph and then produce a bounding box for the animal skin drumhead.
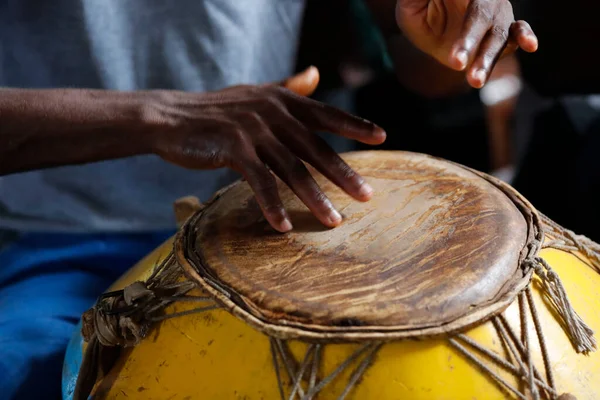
[176,151,531,340]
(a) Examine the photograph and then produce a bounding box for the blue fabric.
[62,321,84,400]
[0,231,173,400]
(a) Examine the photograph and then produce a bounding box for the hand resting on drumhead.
[0,67,386,233]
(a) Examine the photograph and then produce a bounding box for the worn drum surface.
[62,151,600,400]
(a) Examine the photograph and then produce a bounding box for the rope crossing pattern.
[266,285,577,400]
[73,253,222,400]
[449,288,556,400]
[73,215,600,400]
[80,252,221,347]
[270,339,382,400]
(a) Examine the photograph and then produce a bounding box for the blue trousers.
[0,230,172,400]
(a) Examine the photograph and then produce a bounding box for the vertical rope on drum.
[496,316,554,399]
[303,343,373,399]
[271,338,286,400]
[448,338,528,400]
[337,343,382,400]
[520,292,539,400]
[526,286,556,392]
[306,344,321,400]
[288,345,315,400]
[454,334,555,396]
[495,318,552,399]
[494,318,529,377]
[275,339,306,399]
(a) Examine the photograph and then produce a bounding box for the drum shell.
[62,238,600,400]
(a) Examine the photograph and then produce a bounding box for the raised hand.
[396,0,538,88]
[149,67,387,232]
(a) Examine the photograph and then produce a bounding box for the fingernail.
[373,126,387,141]
[305,66,319,80]
[529,35,539,50]
[358,183,373,199]
[328,209,342,225]
[455,50,468,70]
[280,218,293,232]
[474,69,486,87]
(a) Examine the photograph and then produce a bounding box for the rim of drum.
[174,150,543,342]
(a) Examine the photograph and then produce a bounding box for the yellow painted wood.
[90,241,600,399]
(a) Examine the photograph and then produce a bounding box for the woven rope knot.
[546,269,559,282]
[524,257,545,279]
[526,255,597,354]
[81,281,157,347]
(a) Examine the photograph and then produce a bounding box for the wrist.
[135,90,196,155]
[95,89,160,156]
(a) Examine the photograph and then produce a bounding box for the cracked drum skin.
[62,151,600,400]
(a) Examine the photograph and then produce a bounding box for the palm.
[397,0,473,67]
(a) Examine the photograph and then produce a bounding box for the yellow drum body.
[89,239,600,400]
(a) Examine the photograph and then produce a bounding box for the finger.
[237,156,293,233]
[500,38,519,59]
[257,141,343,228]
[449,0,496,71]
[275,115,374,202]
[280,66,321,97]
[282,94,386,145]
[467,26,509,88]
[511,20,538,53]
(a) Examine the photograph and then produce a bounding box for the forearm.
[0,88,151,175]
[386,33,470,99]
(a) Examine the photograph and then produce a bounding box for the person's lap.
[0,230,172,400]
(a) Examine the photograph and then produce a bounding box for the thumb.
[280,66,320,97]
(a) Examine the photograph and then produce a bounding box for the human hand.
[396,0,538,88]
[146,67,386,232]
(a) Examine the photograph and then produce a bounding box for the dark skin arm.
[0,88,151,172]
[365,0,539,98]
[0,67,386,233]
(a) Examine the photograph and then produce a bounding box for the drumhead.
[175,151,536,341]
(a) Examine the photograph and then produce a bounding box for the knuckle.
[248,85,265,95]
[263,94,285,112]
[262,202,285,214]
[492,25,509,41]
[312,190,331,208]
[289,121,310,137]
[241,111,267,127]
[516,20,531,34]
[204,149,226,166]
[471,2,493,23]
[228,125,252,146]
[337,161,356,180]
[270,85,290,96]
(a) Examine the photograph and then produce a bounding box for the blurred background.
[294,0,600,242]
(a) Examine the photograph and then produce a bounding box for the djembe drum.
[63,151,600,400]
